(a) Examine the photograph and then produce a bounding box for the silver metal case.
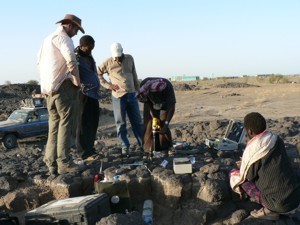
[205,119,247,151]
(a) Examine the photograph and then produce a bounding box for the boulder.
[3,189,39,211]
[198,179,230,203]
[151,167,183,209]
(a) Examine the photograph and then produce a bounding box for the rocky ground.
[0,80,300,225]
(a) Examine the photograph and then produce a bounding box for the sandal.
[250,207,279,221]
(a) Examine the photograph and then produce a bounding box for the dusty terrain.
[173,78,300,123]
[100,76,300,141]
[1,76,300,225]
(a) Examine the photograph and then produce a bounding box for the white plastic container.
[142,199,153,224]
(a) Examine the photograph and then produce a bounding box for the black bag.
[0,212,19,225]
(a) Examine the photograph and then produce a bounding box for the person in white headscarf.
[230,112,300,221]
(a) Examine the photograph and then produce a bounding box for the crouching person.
[230,112,300,221]
[136,77,176,155]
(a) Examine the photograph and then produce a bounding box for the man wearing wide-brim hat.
[38,14,86,176]
[56,14,85,34]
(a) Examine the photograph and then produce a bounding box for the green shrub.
[27,80,39,85]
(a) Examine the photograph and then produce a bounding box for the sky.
[1,0,300,85]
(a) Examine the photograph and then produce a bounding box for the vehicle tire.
[3,134,17,149]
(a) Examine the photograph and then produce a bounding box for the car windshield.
[8,110,29,122]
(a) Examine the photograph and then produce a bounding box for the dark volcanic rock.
[0,84,40,119]
[96,211,146,225]
[216,82,260,88]
[0,84,113,121]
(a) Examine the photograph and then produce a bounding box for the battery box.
[94,180,132,214]
[205,119,247,151]
[173,157,192,174]
[25,193,110,225]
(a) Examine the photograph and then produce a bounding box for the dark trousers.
[79,96,100,152]
[143,103,172,152]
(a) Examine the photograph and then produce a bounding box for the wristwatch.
[165,121,169,125]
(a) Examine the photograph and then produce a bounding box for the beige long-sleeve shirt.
[97,54,140,98]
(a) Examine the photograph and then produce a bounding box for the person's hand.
[80,83,84,89]
[70,73,81,88]
[236,157,242,168]
[136,91,147,102]
[110,83,120,91]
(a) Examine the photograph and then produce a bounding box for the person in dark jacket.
[75,35,101,160]
[136,77,176,156]
[230,112,300,220]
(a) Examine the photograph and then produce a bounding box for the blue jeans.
[112,92,143,148]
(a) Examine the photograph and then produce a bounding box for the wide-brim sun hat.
[56,14,85,34]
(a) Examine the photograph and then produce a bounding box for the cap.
[111,42,123,57]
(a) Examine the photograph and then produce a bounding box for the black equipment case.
[25,193,110,225]
[0,211,19,225]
